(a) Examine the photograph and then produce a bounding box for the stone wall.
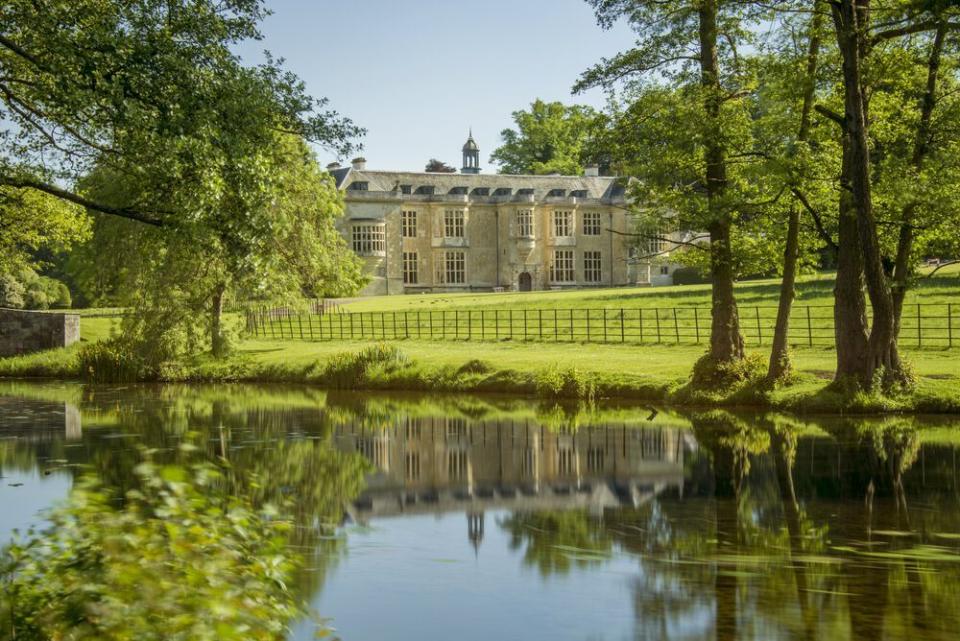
[0,308,80,357]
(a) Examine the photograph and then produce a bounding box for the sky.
[235,0,637,172]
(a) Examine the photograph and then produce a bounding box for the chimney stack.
[351,157,367,171]
[326,162,341,171]
[584,164,600,177]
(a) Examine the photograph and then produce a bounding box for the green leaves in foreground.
[1,456,304,641]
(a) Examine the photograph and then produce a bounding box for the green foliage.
[671,266,709,286]
[0,268,73,310]
[77,339,144,383]
[490,100,605,175]
[691,351,765,390]
[536,366,597,402]
[0,188,91,275]
[68,136,365,367]
[0,274,24,309]
[1,457,304,641]
[320,344,410,389]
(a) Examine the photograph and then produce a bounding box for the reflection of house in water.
[334,418,686,519]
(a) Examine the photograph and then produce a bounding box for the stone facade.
[331,137,687,296]
[0,308,80,357]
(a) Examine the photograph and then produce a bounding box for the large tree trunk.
[892,22,946,336]
[831,0,906,386]
[210,282,228,358]
[699,0,745,368]
[834,138,870,382]
[768,6,823,383]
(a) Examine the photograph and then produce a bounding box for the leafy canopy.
[490,100,604,175]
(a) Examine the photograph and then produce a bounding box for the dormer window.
[571,189,588,198]
[472,187,490,196]
[493,187,512,197]
[449,186,468,195]
[350,181,369,191]
[400,184,412,194]
[548,188,566,197]
[516,188,534,196]
[415,185,436,195]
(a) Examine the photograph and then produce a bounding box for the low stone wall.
[0,308,80,357]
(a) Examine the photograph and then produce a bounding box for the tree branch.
[791,187,837,251]
[814,104,845,127]
[0,177,166,227]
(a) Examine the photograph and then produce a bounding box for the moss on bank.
[2,338,959,415]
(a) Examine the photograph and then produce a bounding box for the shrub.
[23,286,50,310]
[457,359,493,375]
[671,266,709,285]
[536,366,597,402]
[1,459,303,640]
[77,339,145,383]
[0,274,25,308]
[690,351,765,389]
[320,343,409,389]
[51,282,72,308]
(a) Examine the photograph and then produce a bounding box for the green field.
[2,264,959,413]
[337,265,960,313]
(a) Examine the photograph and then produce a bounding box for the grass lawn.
[338,264,960,313]
[1,265,958,414]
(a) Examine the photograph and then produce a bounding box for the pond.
[2,382,960,640]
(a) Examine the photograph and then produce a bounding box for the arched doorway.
[518,272,532,292]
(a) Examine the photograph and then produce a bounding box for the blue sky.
[236,0,636,172]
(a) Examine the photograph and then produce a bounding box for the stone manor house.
[330,133,685,296]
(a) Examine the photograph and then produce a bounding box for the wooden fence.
[244,303,959,348]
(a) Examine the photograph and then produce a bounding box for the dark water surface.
[3,382,960,640]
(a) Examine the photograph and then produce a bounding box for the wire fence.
[244,302,960,349]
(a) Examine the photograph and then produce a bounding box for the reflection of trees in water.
[499,510,612,577]
[605,413,960,641]
[39,386,371,605]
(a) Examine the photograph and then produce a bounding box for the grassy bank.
[2,334,959,414]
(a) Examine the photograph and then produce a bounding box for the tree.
[489,99,604,175]
[819,1,960,387]
[578,1,783,381]
[0,0,361,228]
[73,136,365,364]
[424,158,457,173]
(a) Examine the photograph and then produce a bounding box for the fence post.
[806,307,812,347]
[569,309,574,341]
[620,309,625,343]
[417,311,422,339]
[509,310,514,340]
[554,309,559,341]
[639,309,644,343]
[298,313,304,340]
[392,312,398,339]
[586,309,591,342]
[495,310,500,340]
[603,309,608,343]
[405,311,410,339]
[430,311,434,338]
[693,308,699,343]
[539,309,543,340]
[917,303,922,348]
[673,308,680,343]
[655,308,661,343]
[755,306,762,346]
[949,303,954,348]
[523,309,528,341]
[468,310,472,341]
[481,310,486,340]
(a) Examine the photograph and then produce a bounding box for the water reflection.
[2,383,960,640]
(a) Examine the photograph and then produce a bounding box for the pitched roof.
[334,169,626,201]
